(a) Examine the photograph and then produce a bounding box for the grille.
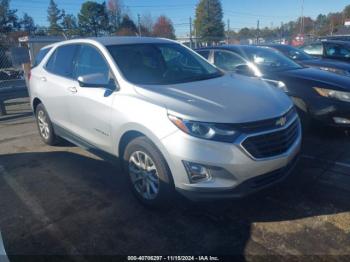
[215,107,297,134]
[241,119,300,159]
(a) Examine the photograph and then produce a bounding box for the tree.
[107,0,123,33]
[78,1,109,37]
[327,12,343,34]
[140,13,153,36]
[0,0,19,34]
[238,27,254,39]
[194,0,225,43]
[297,16,315,35]
[152,15,175,39]
[344,5,350,19]
[21,13,36,34]
[116,15,137,35]
[47,0,64,35]
[61,13,78,37]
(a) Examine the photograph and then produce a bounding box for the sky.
[10,0,350,37]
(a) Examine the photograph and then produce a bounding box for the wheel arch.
[118,130,145,160]
[32,97,43,113]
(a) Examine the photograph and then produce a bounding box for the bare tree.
[107,0,123,33]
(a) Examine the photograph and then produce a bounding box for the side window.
[214,50,246,71]
[74,45,110,82]
[45,44,79,77]
[324,43,350,59]
[197,50,210,60]
[300,43,323,56]
[33,47,51,67]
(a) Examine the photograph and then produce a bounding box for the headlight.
[314,87,350,102]
[319,67,350,77]
[168,115,240,142]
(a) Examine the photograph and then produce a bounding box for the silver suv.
[29,37,301,207]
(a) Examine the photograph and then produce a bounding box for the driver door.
[67,44,117,153]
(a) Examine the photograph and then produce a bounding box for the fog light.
[333,117,350,125]
[183,161,211,183]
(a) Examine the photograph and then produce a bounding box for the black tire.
[35,103,59,146]
[297,108,312,134]
[123,136,175,208]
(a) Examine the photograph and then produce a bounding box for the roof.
[196,45,271,52]
[88,36,175,46]
[318,39,350,45]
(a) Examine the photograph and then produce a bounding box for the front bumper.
[294,96,350,127]
[177,154,299,200]
[160,118,302,200]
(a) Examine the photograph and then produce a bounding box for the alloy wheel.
[37,110,50,140]
[128,151,160,200]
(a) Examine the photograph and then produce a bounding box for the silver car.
[29,37,301,207]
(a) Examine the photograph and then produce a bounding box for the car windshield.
[107,43,223,85]
[241,47,303,72]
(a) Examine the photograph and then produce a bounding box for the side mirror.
[234,64,256,77]
[78,73,116,89]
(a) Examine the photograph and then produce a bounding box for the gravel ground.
[0,99,349,261]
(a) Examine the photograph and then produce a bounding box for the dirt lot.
[0,99,350,260]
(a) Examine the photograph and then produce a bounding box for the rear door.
[67,44,116,153]
[324,42,350,62]
[39,44,79,128]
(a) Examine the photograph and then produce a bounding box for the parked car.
[262,44,350,77]
[318,35,350,42]
[29,37,301,207]
[300,40,350,63]
[196,46,350,128]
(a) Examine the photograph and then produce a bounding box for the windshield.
[107,43,223,85]
[242,47,303,72]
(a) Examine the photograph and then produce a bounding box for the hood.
[274,67,350,91]
[134,74,292,123]
[302,59,350,72]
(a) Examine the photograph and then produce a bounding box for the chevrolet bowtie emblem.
[276,116,287,127]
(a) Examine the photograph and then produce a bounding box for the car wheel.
[35,103,59,145]
[297,108,312,133]
[123,136,175,208]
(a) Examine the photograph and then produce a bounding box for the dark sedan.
[300,40,350,63]
[262,44,350,77]
[196,46,350,128]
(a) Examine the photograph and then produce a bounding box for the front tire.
[123,136,175,208]
[35,103,59,146]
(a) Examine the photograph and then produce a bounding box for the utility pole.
[300,0,304,35]
[194,27,198,48]
[227,19,230,44]
[207,0,210,45]
[280,22,284,43]
[137,14,141,37]
[256,20,260,44]
[189,17,193,49]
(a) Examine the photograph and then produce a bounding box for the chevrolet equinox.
[29,37,301,207]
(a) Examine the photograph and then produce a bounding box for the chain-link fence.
[0,37,27,115]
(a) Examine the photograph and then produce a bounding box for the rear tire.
[35,103,59,146]
[123,136,175,208]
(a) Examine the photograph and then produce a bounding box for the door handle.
[68,87,78,94]
[40,76,47,82]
